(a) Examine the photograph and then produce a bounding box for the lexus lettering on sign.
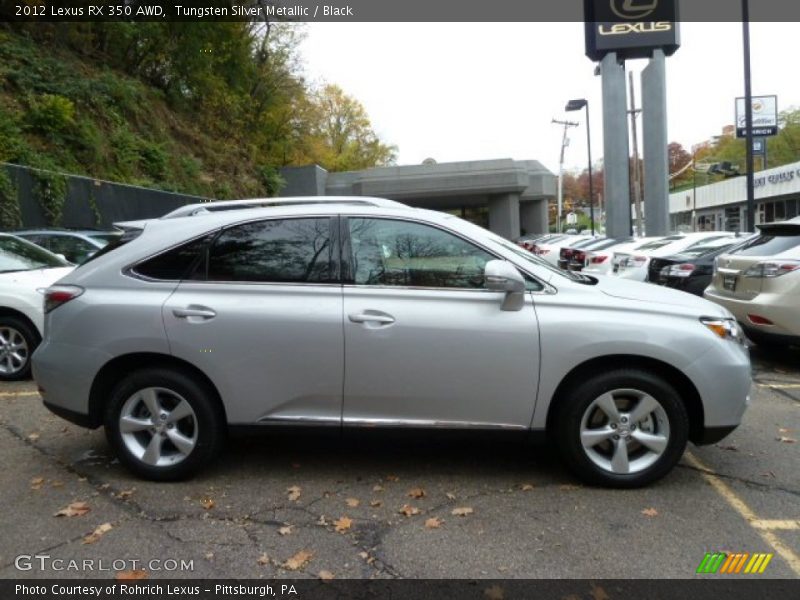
[736,95,778,138]
[584,0,680,61]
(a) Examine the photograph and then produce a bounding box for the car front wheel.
[554,369,689,488]
[104,368,225,481]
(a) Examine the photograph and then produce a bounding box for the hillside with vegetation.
[0,22,396,218]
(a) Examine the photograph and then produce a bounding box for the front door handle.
[173,307,216,320]
[348,311,395,325]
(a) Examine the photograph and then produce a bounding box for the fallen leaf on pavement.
[408,487,426,498]
[520,484,535,491]
[51,480,63,488]
[278,525,294,536]
[776,436,797,444]
[385,475,399,482]
[370,499,383,507]
[718,444,738,451]
[30,477,45,491]
[778,428,792,434]
[641,508,659,517]
[399,504,420,517]
[451,507,474,517]
[590,584,611,600]
[257,553,270,566]
[318,570,335,581]
[425,517,443,529]
[283,550,313,571]
[115,569,147,581]
[117,489,135,500]
[55,501,90,517]
[445,492,457,500]
[372,484,384,492]
[358,551,369,560]
[559,484,581,491]
[27,433,40,442]
[205,552,214,560]
[83,522,113,544]
[484,585,504,600]
[287,486,302,502]
[200,498,215,510]
[334,516,353,533]
[345,497,360,507]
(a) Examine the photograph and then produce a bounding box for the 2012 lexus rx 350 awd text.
[33,197,752,487]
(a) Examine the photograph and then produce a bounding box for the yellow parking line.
[685,452,800,576]
[0,391,40,398]
[751,519,800,530]
[757,383,800,389]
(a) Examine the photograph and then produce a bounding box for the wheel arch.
[0,306,41,339]
[545,354,705,444]
[88,353,227,428]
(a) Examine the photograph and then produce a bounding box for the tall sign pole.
[742,0,756,232]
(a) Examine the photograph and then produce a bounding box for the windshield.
[88,232,122,245]
[679,237,737,258]
[634,236,683,251]
[0,235,70,272]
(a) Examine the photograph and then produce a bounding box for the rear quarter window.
[732,234,800,256]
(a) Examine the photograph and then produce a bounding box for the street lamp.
[565,98,595,235]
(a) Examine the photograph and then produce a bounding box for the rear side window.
[78,228,142,268]
[200,218,335,284]
[732,234,800,256]
[133,233,216,280]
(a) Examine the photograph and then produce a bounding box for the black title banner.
[1,0,799,22]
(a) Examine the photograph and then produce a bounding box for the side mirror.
[484,260,526,311]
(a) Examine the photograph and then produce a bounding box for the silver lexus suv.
[33,197,751,487]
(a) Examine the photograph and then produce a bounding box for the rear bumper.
[43,401,96,429]
[704,288,800,338]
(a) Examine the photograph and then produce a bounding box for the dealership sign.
[736,95,778,138]
[584,0,681,61]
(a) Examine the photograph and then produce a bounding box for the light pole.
[742,0,756,232]
[552,118,578,233]
[565,98,595,235]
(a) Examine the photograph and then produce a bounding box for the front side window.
[347,218,494,289]
[0,236,70,272]
[203,218,335,284]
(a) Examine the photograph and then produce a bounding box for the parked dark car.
[649,235,753,296]
[13,229,121,264]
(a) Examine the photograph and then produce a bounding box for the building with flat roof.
[279,159,557,240]
[670,159,800,232]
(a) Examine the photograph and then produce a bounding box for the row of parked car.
[518,216,800,349]
[0,229,121,381]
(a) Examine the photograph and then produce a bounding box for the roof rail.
[161,196,407,219]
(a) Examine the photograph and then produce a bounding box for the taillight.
[667,263,696,278]
[590,255,608,264]
[532,245,549,255]
[573,251,586,262]
[743,260,800,278]
[630,255,648,267]
[44,285,84,313]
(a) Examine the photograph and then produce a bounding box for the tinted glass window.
[733,234,800,256]
[205,218,334,283]
[45,236,96,264]
[0,235,70,271]
[134,234,216,280]
[348,218,494,289]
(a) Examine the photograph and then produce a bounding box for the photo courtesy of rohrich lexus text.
[0,0,798,598]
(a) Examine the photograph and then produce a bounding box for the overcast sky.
[299,22,797,175]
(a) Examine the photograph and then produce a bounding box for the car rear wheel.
[0,316,39,381]
[554,369,689,488]
[104,368,225,481]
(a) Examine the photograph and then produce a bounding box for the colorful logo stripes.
[697,552,773,574]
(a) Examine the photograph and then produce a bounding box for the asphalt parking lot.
[0,346,797,581]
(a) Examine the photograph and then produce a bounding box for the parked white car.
[534,235,595,266]
[610,232,735,282]
[0,233,73,380]
[583,237,663,275]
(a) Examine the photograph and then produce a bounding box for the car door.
[162,216,344,426]
[341,216,540,429]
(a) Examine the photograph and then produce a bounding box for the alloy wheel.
[0,326,29,376]
[579,388,671,475]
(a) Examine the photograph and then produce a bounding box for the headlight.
[700,317,745,344]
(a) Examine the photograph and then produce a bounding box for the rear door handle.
[348,311,395,325]
[173,307,216,320]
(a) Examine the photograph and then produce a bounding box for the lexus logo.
[610,0,658,20]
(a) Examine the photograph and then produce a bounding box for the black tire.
[553,368,689,488]
[0,316,40,381]
[104,368,226,481]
